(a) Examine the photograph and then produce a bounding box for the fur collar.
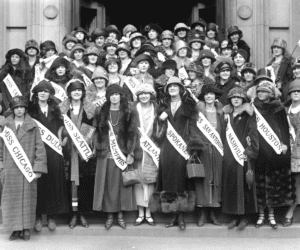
[0,113,36,132]
[155,74,169,86]
[59,97,96,119]
[197,101,223,115]
[2,62,32,81]
[222,103,254,116]
[86,84,98,102]
[253,97,283,114]
[28,99,62,120]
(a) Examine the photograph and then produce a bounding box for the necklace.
[110,110,120,126]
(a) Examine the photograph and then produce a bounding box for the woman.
[39,41,59,78]
[122,24,137,42]
[174,23,190,43]
[90,28,107,56]
[267,38,293,99]
[0,96,47,241]
[186,62,204,98]
[233,49,247,78]
[157,30,175,60]
[28,80,69,232]
[60,34,77,60]
[199,49,216,81]
[83,47,102,78]
[133,84,158,226]
[254,81,295,229]
[60,79,96,229]
[133,54,155,86]
[187,30,205,62]
[143,23,163,48]
[227,26,250,62]
[222,86,259,230]
[282,57,300,102]
[69,43,85,69]
[219,40,233,58]
[116,43,132,75]
[0,49,33,113]
[238,62,257,100]
[102,37,118,62]
[173,40,192,70]
[204,23,219,55]
[24,39,40,79]
[195,84,224,227]
[93,84,138,229]
[105,58,125,86]
[283,79,300,226]
[71,27,89,48]
[129,32,147,58]
[150,76,204,230]
[106,24,121,41]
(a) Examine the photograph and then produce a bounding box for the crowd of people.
[0,17,299,241]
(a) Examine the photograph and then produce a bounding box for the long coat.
[253,98,295,207]
[0,113,47,231]
[215,77,238,105]
[28,100,70,215]
[221,104,259,215]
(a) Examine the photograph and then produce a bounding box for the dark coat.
[44,68,72,90]
[221,103,259,215]
[25,56,40,80]
[253,98,295,207]
[215,77,238,105]
[229,39,251,62]
[0,113,47,231]
[28,100,70,215]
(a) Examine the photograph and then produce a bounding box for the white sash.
[32,119,63,156]
[187,88,199,103]
[30,65,43,101]
[62,114,93,161]
[108,121,127,170]
[225,114,245,166]
[93,97,106,108]
[0,126,35,182]
[287,105,297,142]
[3,74,22,97]
[197,111,224,156]
[166,120,190,160]
[45,79,68,102]
[178,67,189,80]
[73,60,81,68]
[82,74,93,88]
[252,105,282,154]
[124,77,140,98]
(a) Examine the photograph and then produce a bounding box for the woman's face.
[95,36,105,47]
[243,71,254,82]
[106,46,116,55]
[75,32,84,41]
[138,61,150,73]
[221,48,232,57]
[220,69,231,81]
[202,57,212,67]
[178,48,187,57]
[148,29,158,40]
[165,68,175,78]
[204,92,216,104]
[293,67,300,78]
[27,48,38,56]
[291,91,300,102]
[272,46,283,57]
[132,38,142,48]
[118,49,129,59]
[56,66,66,76]
[37,90,50,101]
[231,97,243,107]
[13,106,26,118]
[168,83,180,97]
[11,54,20,65]
[110,93,121,104]
[257,90,270,102]
[177,29,187,39]
[162,39,172,48]
[66,41,75,50]
[234,54,245,67]
[188,71,197,80]
[138,92,151,104]
[94,78,106,89]
[195,25,204,32]
[207,30,216,39]
[71,89,83,100]
[46,49,56,58]
[230,33,239,43]
[108,61,119,73]
[88,54,98,64]
[109,32,117,39]
[191,41,201,50]
[74,50,83,60]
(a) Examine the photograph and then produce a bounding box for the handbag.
[122,164,141,187]
[186,154,205,178]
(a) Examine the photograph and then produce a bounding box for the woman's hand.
[127,154,134,165]
[282,144,288,155]
[34,173,42,179]
[159,111,168,121]
[61,137,68,147]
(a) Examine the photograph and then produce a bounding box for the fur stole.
[45,70,72,87]
[28,99,62,120]
[197,100,223,115]
[253,98,283,115]
[222,103,253,116]
[59,97,96,119]
[0,62,33,83]
[95,100,138,157]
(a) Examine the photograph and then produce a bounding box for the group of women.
[0,19,299,241]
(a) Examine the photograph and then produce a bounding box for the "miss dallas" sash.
[3,74,22,97]
[0,126,35,182]
[225,114,245,166]
[33,119,63,156]
[62,114,93,161]
[108,121,127,170]
[166,120,190,160]
[252,105,282,154]
[197,112,224,156]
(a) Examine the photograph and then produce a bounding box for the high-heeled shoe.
[283,217,293,227]
[69,214,78,229]
[118,218,126,229]
[209,210,221,226]
[105,218,113,230]
[79,215,89,228]
[268,214,278,229]
[145,217,155,226]
[227,219,239,229]
[9,231,21,241]
[134,216,144,226]
[255,214,265,228]
[165,214,178,228]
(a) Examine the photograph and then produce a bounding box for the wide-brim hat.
[198,84,224,101]
[191,18,207,30]
[116,42,131,55]
[62,34,78,46]
[106,84,124,100]
[10,96,28,109]
[69,43,85,59]
[198,49,216,63]
[143,23,163,36]
[135,83,156,97]
[84,46,100,56]
[288,79,300,94]
[135,43,157,57]
[129,32,147,47]
[174,23,190,35]
[32,79,55,95]
[214,61,232,74]
[132,54,154,68]
[241,62,257,76]
[164,76,184,94]
[271,37,287,50]
[227,26,243,39]
[254,68,273,85]
[227,86,247,101]
[161,30,174,41]
[187,30,206,46]
[161,59,178,73]
[256,80,275,96]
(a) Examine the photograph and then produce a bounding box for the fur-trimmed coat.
[228,39,251,62]
[44,68,72,90]
[221,103,259,215]
[253,98,295,207]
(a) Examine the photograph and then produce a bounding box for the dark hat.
[227,26,243,39]
[206,23,218,34]
[50,56,70,70]
[191,18,207,30]
[106,25,121,40]
[116,42,131,55]
[10,96,28,109]
[232,49,248,61]
[69,43,85,59]
[288,79,300,94]
[103,37,119,50]
[227,86,247,101]
[104,58,121,71]
[123,24,137,36]
[143,23,163,36]
[161,59,178,72]
[135,43,157,57]
[292,57,300,70]
[5,49,26,62]
[254,68,273,84]
[241,62,257,76]
[71,27,88,38]
[40,40,57,53]
[219,39,233,51]
[214,61,232,74]
[164,76,185,94]
[66,79,85,93]
[186,62,204,75]
[106,84,124,100]
[133,54,154,68]
[32,79,55,95]
[198,49,216,63]
[187,30,206,46]
[91,28,108,42]
[62,34,78,46]
[198,84,224,101]
[25,39,39,55]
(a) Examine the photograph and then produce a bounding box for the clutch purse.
[122,164,141,187]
